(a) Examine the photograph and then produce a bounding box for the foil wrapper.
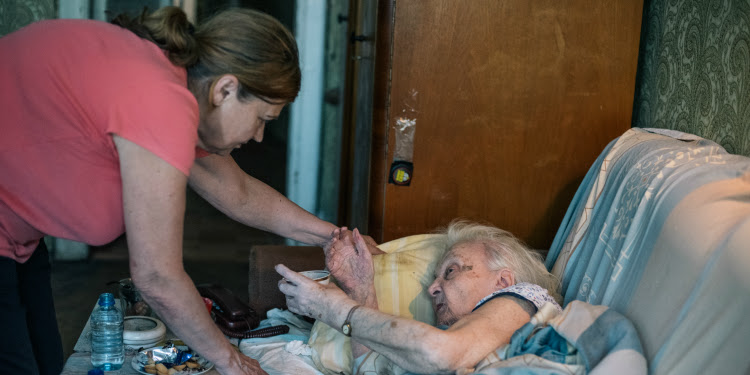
[133,342,212,374]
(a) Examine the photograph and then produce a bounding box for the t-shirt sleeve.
[105,77,199,176]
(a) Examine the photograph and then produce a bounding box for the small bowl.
[123,316,166,349]
[299,270,330,285]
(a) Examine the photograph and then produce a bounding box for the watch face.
[342,324,351,336]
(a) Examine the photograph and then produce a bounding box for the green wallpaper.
[0,0,56,37]
[633,0,750,156]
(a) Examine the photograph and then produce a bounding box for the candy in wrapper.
[175,350,193,365]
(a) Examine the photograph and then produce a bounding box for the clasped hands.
[276,228,382,320]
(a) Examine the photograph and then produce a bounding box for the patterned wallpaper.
[0,0,56,37]
[633,0,750,156]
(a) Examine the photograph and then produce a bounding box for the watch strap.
[342,304,362,337]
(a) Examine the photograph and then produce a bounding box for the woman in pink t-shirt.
[0,7,340,375]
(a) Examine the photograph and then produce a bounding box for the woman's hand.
[326,227,384,256]
[275,264,353,322]
[215,352,269,375]
[360,233,385,255]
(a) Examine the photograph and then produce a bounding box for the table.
[61,300,220,374]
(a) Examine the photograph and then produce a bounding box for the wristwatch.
[341,305,362,337]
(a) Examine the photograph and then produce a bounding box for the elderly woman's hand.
[325,228,377,301]
[276,264,351,321]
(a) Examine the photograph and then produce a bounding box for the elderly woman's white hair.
[435,220,562,304]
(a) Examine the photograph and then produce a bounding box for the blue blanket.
[545,128,750,374]
[472,301,646,375]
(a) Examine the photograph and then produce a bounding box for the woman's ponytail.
[113,6,301,102]
[111,6,199,67]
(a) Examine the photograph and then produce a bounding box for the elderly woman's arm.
[188,154,336,247]
[352,298,529,372]
[277,265,530,374]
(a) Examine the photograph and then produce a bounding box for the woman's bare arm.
[114,136,266,375]
[188,154,336,246]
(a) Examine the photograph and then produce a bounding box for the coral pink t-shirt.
[0,19,201,262]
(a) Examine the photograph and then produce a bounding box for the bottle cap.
[87,369,104,375]
[98,292,115,307]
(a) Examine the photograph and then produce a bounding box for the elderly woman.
[276,221,562,374]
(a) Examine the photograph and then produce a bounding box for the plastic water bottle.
[90,292,124,370]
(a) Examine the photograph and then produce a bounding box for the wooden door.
[367,0,644,249]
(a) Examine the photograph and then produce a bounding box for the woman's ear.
[496,269,515,289]
[210,74,239,106]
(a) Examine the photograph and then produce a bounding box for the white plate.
[131,347,213,375]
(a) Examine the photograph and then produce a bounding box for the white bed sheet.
[238,309,323,375]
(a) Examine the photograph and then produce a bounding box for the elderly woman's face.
[427,242,503,326]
